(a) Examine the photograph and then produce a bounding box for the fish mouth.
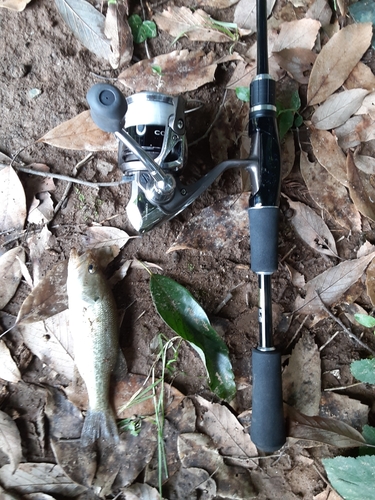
[69,248,97,271]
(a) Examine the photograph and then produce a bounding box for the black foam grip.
[250,348,286,453]
[86,83,127,133]
[249,206,279,274]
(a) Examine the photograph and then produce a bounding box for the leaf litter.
[3,0,375,498]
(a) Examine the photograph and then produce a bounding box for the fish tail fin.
[81,409,119,446]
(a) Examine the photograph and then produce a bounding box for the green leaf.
[278,110,294,140]
[360,425,375,456]
[129,14,157,44]
[354,313,375,328]
[235,86,250,102]
[151,65,162,76]
[323,455,375,500]
[290,90,301,111]
[350,358,375,384]
[142,20,157,39]
[150,274,236,401]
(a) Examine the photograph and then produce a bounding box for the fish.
[66,248,123,446]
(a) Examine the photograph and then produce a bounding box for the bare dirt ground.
[1,0,375,499]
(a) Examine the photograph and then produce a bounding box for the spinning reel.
[87,84,250,232]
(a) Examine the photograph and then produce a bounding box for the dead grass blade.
[307,23,373,105]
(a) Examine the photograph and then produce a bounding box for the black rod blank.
[256,0,269,74]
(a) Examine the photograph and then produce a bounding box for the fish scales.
[67,248,121,445]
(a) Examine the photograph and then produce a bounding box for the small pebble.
[28,88,42,99]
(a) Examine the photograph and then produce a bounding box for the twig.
[316,292,375,355]
[54,153,94,215]
[13,165,128,189]
[280,245,297,264]
[285,315,308,351]
[189,89,228,147]
[319,331,339,351]
[324,382,363,392]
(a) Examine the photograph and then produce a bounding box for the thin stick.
[285,315,308,351]
[13,165,127,189]
[54,153,94,215]
[324,382,363,392]
[319,331,339,351]
[189,89,228,147]
[316,292,375,355]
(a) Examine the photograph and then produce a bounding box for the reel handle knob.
[86,83,127,133]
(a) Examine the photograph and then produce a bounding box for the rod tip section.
[250,348,286,453]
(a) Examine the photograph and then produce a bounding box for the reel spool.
[119,92,188,181]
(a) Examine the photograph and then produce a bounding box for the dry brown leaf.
[0,410,22,473]
[38,110,118,151]
[294,252,375,314]
[320,392,368,431]
[314,486,344,500]
[347,151,375,222]
[311,89,368,130]
[16,310,75,381]
[281,133,295,179]
[282,332,321,416]
[356,91,375,118]
[286,405,368,448]
[273,19,321,52]
[28,192,55,225]
[120,484,160,499]
[83,225,132,267]
[178,433,256,498]
[0,165,26,240]
[306,0,332,27]
[0,340,21,383]
[309,128,348,186]
[118,50,217,94]
[234,0,275,31]
[273,48,316,84]
[335,114,375,149]
[354,154,375,174]
[307,23,373,105]
[104,1,133,69]
[195,395,258,458]
[164,468,216,500]
[27,225,53,286]
[195,0,239,7]
[0,463,85,496]
[366,257,375,306]
[167,194,248,253]
[154,7,250,43]
[17,260,68,325]
[287,197,338,258]
[300,151,361,232]
[344,61,375,92]
[0,0,31,10]
[285,263,306,288]
[0,246,25,310]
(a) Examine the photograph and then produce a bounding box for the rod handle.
[250,348,286,452]
[86,83,127,133]
[248,206,279,274]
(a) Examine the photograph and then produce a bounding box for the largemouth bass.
[67,248,121,445]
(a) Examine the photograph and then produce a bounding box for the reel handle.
[86,83,127,133]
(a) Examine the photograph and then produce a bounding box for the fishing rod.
[85,0,285,454]
[247,0,286,452]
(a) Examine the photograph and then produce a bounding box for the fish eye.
[88,263,96,274]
